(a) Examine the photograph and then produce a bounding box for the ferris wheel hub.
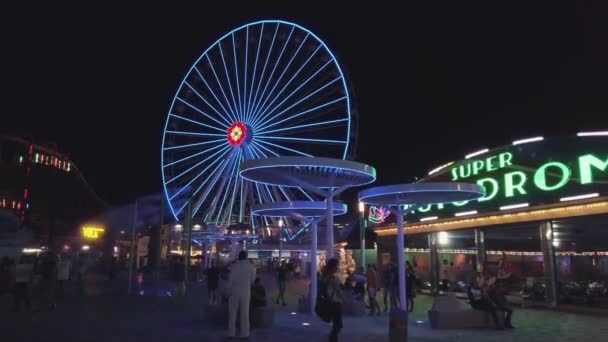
[227,121,252,146]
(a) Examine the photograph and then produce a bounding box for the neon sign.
[82,226,105,240]
[414,136,608,219]
[369,206,391,224]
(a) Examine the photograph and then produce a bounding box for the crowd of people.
[0,250,89,312]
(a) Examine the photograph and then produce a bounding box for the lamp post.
[278,219,284,262]
[358,202,366,272]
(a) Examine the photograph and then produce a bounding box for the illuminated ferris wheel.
[161,20,354,227]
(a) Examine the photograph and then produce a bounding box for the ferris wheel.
[161,20,354,227]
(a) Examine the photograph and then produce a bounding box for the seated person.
[467,276,503,330]
[251,277,267,310]
[486,276,514,329]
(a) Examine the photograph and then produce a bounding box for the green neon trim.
[486,155,498,172]
[579,154,608,185]
[418,204,432,212]
[477,177,498,202]
[499,152,513,168]
[534,161,571,191]
[504,171,527,197]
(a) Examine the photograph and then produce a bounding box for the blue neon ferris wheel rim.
[161,20,353,224]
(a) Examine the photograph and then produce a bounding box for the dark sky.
[3,2,608,205]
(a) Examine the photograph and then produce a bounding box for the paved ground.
[1,271,607,341]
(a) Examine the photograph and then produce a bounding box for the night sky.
[3,2,608,205]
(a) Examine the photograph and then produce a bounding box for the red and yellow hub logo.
[227,122,247,146]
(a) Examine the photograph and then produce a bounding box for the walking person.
[227,251,256,340]
[37,250,59,311]
[57,255,71,299]
[390,262,399,309]
[406,261,416,312]
[276,260,287,306]
[13,256,33,312]
[322,258,343,342]
[366,265,379,315]
[206,262,219,305]
[0,256,14,301]
[381,263,392,312]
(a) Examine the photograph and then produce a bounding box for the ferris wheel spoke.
[183,80,232,127]
[253,138,313,157]
[249,44,323,128]
[259,95,347,132]
[217,41,241,122]
[242,27,249,124]
[245,23,265,124]
[205,55,239,123]
[169,113,226,133]
[255,136,347,145]
[252,61,336,130]
[249,26,295,124]
[175,97,231,129]
[231,33,244,120]
[192,150,236,218]
[193,67,236,125]
[238,176,245,223]
[165,144,231,185]
[248,23,280,125]
[165,130,225,138]
[214,149,241,224]
[249,33,309,125]
[225,150,243,225]
[172,156,226,212]
[163,143,226,168]
[162,138,225,151]
[256,118,348,136]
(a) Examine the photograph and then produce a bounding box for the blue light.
[246,23,264,124]
[183,81,232,126]
[249,33,309,123]
[205,54,238,122]
[231,33,243,121]
[192,154,234,217]
[176,97,230,129]
[247,23,280,122]
[217,40,240,122]
[248,26,295,122]
[165,145,230,185]
[253,139,314,157]
[174,159,226,214]
[162,138,225,151]
[169,113,226,133]
[193,66,236,124]
[214,150,241,224]
[249,44,323,129]
[252,62,336,131]
[255,136,346,145]
[163,143,225,168]
[162,20,353,221]
[256,118,348,136]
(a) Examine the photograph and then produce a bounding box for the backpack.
[315,277,332,322]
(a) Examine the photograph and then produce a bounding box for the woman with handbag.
[322,258,343,342]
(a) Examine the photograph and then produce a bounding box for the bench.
[427,295,504,329]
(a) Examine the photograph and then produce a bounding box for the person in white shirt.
[227,250,256,339]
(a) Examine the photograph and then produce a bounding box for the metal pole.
[184,201,192,290]
[326,190,334,259]
[154,198,163,296]
[359,203,366,272]
[310,221,318,316]
[279,219,284,261]
[395,208,407,311]
[127,200,138,295]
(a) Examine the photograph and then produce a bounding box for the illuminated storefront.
[374,133,608,308]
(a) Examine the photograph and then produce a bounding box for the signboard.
[82,225,105,240]
[409,136,608,220]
